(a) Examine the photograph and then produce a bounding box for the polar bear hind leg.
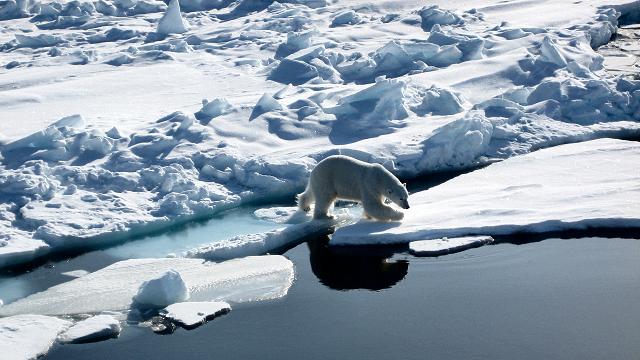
[296,185,314,212]
[312,191,336,219]
[362,197,404,222]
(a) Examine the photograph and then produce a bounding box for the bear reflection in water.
[307,236,408,291]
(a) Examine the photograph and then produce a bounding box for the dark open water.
[44,235,640,360]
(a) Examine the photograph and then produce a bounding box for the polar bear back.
[310,155,388,200]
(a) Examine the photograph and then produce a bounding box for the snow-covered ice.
[57,314,121,344]
[156,0,187,35]
[409,236,494,256]
[0,255,294,316]
[0,314,71,360]
[133,269,190,308]
[161,301,231,329]
[333,139,640,245]
[1,0,640,268]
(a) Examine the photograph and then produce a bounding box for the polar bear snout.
[401,199,410,209]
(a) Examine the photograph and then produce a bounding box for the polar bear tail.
[296,185,314,212]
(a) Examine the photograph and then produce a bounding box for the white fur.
[297,155,409,221]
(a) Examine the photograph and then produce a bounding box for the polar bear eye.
[387,189,392,194]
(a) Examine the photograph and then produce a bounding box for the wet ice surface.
[409,235,494,256]
[161,301,231,328]
[57,315,121,344]
[43,236,640,360]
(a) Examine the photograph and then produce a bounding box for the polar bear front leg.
[313,193,336,220]
[362,197,404,222]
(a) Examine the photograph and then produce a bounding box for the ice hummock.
[0,255,294,316]
[0,315,71,360]
[133,269,190,308]
[332,139,640,245]
[58,315,122,344]
[156,0,187,35]
[161,301,231,329]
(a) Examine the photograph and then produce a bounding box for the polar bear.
[297,155,410,221]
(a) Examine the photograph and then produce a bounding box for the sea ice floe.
[58,315,121,344]
[0,255,294,316]
[161,301,231,329]
[332,139,640,245]
[0,314,71,360]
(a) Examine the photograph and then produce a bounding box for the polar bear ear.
[403,183,407,188]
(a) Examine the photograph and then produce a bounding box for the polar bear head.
[372,165,410,209]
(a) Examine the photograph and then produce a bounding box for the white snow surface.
[0,314,71,360]
[0,255,294,316]
[1,0,640,267]
[409,236,494,256]
[332,139,640,245]
[161,301,231,328]
[57,314,121,344]
[133,269,190,308]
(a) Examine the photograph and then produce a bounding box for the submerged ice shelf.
[332,139,640,245]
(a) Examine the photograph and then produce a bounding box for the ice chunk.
[157,0,188,35]
[538,36,567,67]
[416,112,493,172]
[409,236,494,256]
[412,85,466,115]
[0,256,294,316]
[195,98,234,121]
[15,34,64,48]
[331,10,362,27]
[428,45,463,67]
[333,139,640,245]
[0,0,29,21]
[249,93,283,120]
[419,5,462,31]
[268,59,319,85]
[133,270,190,308]
[275,30,316,59]
[161,301,231,329]
[187,213,349,261]
[0,315,71,360]
[58,315,121,344]
[105,53,135,66]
